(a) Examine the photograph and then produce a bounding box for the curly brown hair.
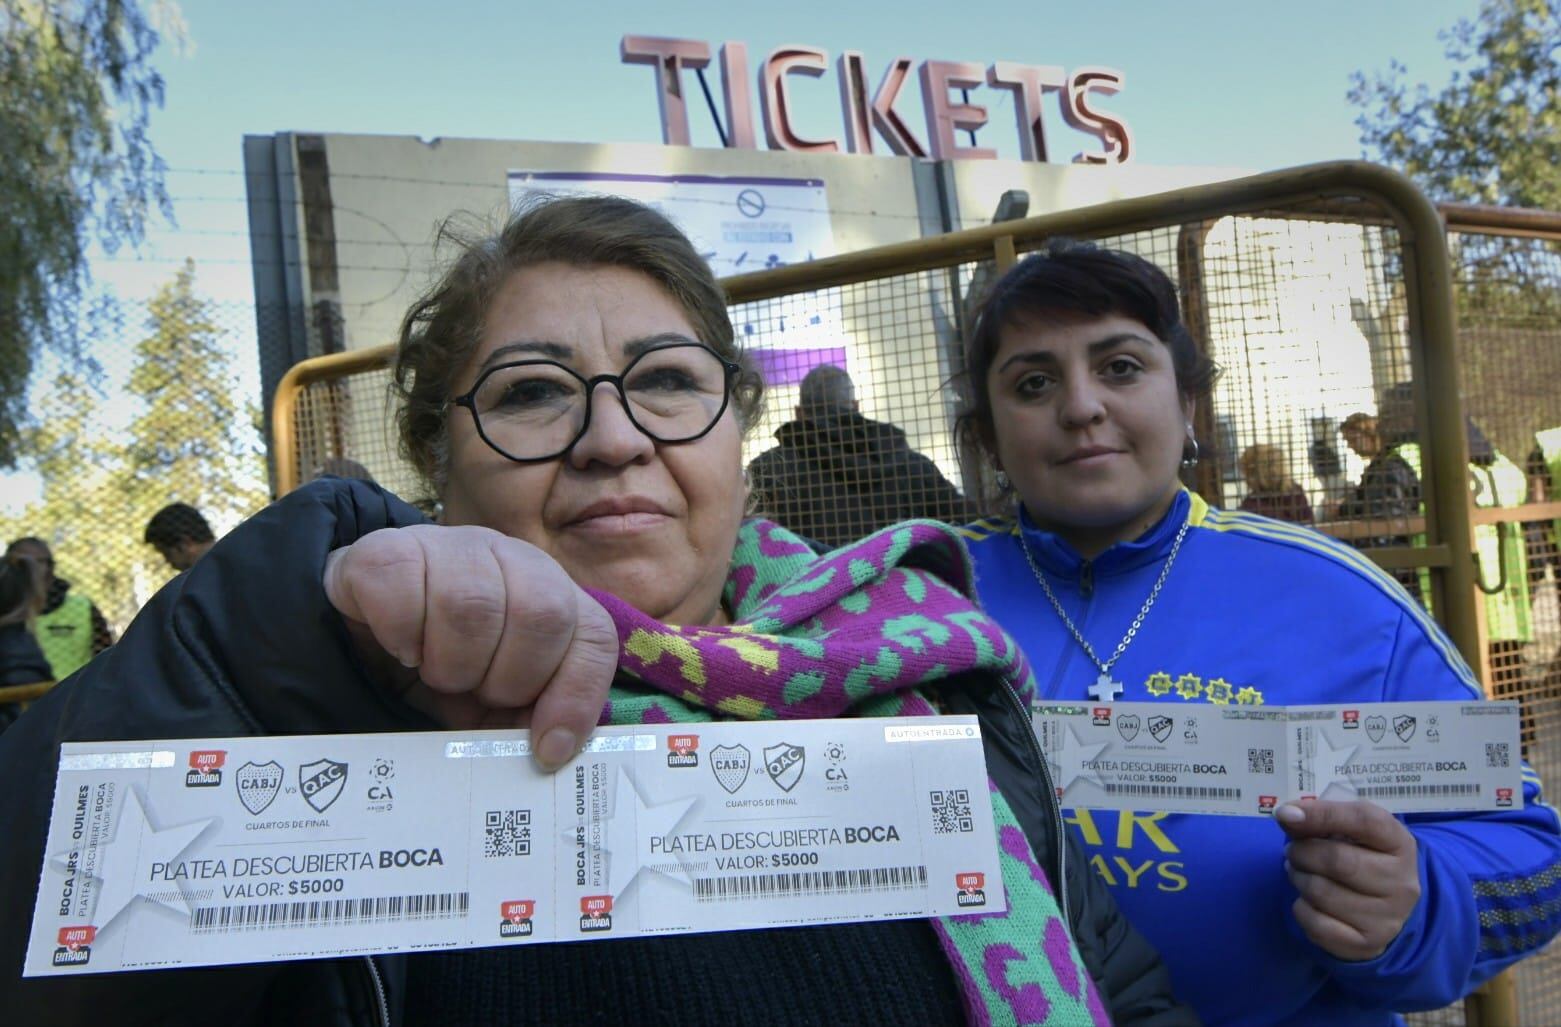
[394,195,764,495]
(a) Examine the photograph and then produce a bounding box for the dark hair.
[798,364,854,417]
[5,537,49,562]
[144,503,214,548]
[394,194,764,494]
[0,553,41,626]
[955,239,1220,474]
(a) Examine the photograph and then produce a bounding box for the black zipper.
[363,956,389,1027]
[1079,560,1094,598]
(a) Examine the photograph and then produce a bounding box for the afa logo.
[185,750,225,788]
[579,895,613,933]
[667,735,699,769]
[955,872,987,908]
[500,900,535,938]
[299,759,348,813]
[52,925,94,967]
[235,760,284,815]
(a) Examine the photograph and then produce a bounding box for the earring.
[1181,437,1201,469]
[994,470,1011,491]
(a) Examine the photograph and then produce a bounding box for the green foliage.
[1350,0,1561,462]
[0,0,172,467]
[0,263,269,632]
[1349,0,1561,208]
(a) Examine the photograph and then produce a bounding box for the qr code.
[930,789,974,834]
[1248,748,1276,775]
[483,809,531,857]
[1486,742,1511,769]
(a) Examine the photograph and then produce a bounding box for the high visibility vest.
[1470,451,1532,642]
[33,593,92,680]
[1536,427,1561,540]
[1398,442,1533,641]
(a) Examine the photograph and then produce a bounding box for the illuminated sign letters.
[622,35,1132,164]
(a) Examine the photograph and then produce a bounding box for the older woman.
[956,240,1561,1026]
[0,200,1192,1026]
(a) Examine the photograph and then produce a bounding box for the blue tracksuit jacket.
[964,490,1561,1026]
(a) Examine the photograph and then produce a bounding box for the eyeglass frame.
[448,341,745,464]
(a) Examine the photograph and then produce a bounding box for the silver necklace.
[1020,517,1191,702]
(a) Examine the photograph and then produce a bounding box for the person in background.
[0,552,51,730]
[1237,443,1314,524]
[310,456,375,482]
[143,502,216,571]
[955,239,1561,1026]
[748,364,978,548]
[4,538,113,681]
[1336,409,1424,600]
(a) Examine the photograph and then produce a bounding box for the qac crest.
[235,760,284,815]
[763,743,806,792]
[298,758,348,813]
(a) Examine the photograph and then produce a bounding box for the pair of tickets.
[1034,700,1523,818]
[25,701,1520,977]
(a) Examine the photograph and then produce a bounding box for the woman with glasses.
[0,197,1192,1026]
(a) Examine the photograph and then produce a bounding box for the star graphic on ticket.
[1048,725,1109,796]
[1306,729,1361,800]
[605,766,698,897]
[561,767,699,901]
[51,784,214,931]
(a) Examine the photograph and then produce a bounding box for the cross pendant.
[1088,671,1123,703]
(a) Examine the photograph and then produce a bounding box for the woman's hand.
[1277,798,1421,961]
[323,524,620,770]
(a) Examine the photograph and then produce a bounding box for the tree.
[1349,0,1561,462]
[1349,0,1561,209]
[0,262,270,634]
[123,260,269,519]
[0,0,173,467]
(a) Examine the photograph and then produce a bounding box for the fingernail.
[1276,804,1305,825]
[397,650,420,669]
[536,728,578,770]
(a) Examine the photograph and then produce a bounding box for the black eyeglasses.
[450,343,743,463]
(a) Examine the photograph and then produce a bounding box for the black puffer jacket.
[749,413,979,548]
[0,480,1195,1026]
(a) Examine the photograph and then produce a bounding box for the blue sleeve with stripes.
[1321,608,1561,1010]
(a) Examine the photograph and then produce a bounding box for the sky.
[6,0,1484,512]
[106,0,1481,302]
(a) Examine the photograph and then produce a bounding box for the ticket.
[1032,701,1521,817]
[26,717,1002,976]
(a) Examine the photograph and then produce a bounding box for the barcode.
[1248,748,1276,774]
[1354,784,1481,799]
[190,891,470,932]
[1103,783,1241,800]
[693,865,928,902]
[1486,742,1511,769]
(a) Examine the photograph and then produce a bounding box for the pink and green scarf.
[588,518,1110,1027]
